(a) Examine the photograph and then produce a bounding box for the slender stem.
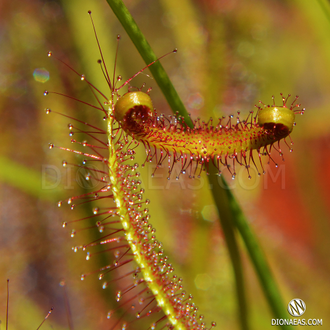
[219,176,292,328]
[208,165,249,330]
[0,156,61,201]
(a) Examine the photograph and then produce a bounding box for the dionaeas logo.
[273,298,323,326]
[287,298,306,317]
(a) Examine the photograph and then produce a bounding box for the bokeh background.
[0,0,330,329]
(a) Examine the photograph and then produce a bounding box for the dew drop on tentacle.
[107,310,114,319]
[150,322,156,330]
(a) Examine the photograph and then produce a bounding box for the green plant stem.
[105,0,291,328]
[0,156,61,201]
[219,175,292,328]
[208,164,249,330]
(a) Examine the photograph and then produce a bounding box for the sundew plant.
[1,0,330,329]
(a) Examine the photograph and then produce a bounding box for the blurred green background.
[0,0,330,329]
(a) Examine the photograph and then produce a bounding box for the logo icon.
[287,299,306,317]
